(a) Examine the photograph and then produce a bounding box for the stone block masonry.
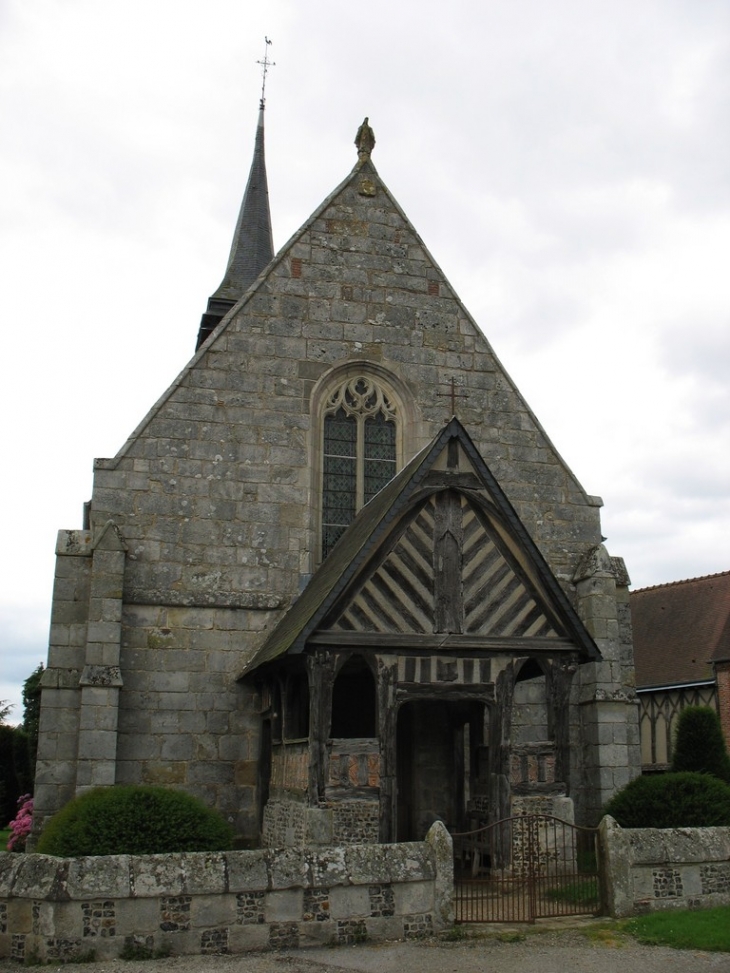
[599,816,730,917]
[34,140,639,847]
[0,823,453,961]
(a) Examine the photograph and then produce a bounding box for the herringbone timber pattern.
[330,493,561,638]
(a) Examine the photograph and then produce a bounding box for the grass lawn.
[0,828,10,849]
[621,906,730,952]
[546,876,599,907]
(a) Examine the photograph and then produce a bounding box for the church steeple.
[196,102,274,350]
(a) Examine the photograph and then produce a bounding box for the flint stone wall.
[0,823,453,962]
[600,815,730,917]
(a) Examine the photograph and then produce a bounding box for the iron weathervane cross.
[257,37,275,108]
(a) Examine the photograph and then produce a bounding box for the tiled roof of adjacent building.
[631,570,730,689]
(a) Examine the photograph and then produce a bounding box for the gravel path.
[2,925,729,973]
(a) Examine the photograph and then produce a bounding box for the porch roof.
[238,419,601,678]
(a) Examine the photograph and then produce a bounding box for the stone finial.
[573,543,613,583]
[355,117,375,162]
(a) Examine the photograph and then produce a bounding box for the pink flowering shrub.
[6,794,33,851]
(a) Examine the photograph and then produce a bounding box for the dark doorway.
[396,699,485,841]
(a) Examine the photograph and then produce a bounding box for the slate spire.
[196,103,274,350]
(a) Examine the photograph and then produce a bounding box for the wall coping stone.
[0,825,454,961]
[599,815,730,918]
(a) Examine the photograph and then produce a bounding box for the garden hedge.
[36,785,233,857]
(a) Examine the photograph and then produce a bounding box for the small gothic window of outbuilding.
[330,655,376,738]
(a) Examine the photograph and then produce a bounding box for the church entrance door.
[395,699,485,841]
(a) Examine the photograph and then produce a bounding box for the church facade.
[34,113,640,846]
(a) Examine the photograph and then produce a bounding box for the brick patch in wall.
[44,938,86,961]
[11,934,25,962]
[369,884,395,917]
[404,913,433,940]
[700,863,730,894]
[269,922,300,950]
[0,902,6,934]
[236,890,265,924]
[510,750,556,785]
[652,868,683,898]
[124,934,155,955]
[160,895,191,931]
[337,919,367,945]
[82,900,116,938]
[303,887,330,921]
[200,927,229,954]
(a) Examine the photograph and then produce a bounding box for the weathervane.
[257,37,275,109]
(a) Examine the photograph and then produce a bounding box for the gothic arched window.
[322,376,397,558]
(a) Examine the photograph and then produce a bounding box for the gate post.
[426,820,454,928]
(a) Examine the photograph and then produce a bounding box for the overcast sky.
[1,0,729,720]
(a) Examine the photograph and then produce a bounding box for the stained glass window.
[321,377,397,558]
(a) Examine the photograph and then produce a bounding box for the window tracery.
[322,376,397,558]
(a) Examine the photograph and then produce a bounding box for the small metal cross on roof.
[437,376,469,415]
[257,37,275,109]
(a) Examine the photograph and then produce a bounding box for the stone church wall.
[33,154,639,840]
[86,173,606,617]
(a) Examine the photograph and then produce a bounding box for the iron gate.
[451,814,602,923]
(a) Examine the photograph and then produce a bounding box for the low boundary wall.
[599,816,730,917]
[0,823,453,962]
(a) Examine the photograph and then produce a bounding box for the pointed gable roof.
[196,105,274,350]
[111,134,592,525]
[632,571,730,688]
[239,419,599,677]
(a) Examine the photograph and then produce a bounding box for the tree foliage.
[21,664,44,772]
[0,663,45,824]
[671,705,730,783]
[0,724,30,825]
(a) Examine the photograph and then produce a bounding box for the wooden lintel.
[310,631,578,653]
[511,782,567,796]
[395,684,496,701]
[324,786,380,801]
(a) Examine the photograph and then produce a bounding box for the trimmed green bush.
[603,771,730,828]
[672,706,730,783]
[36,786,233,857]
